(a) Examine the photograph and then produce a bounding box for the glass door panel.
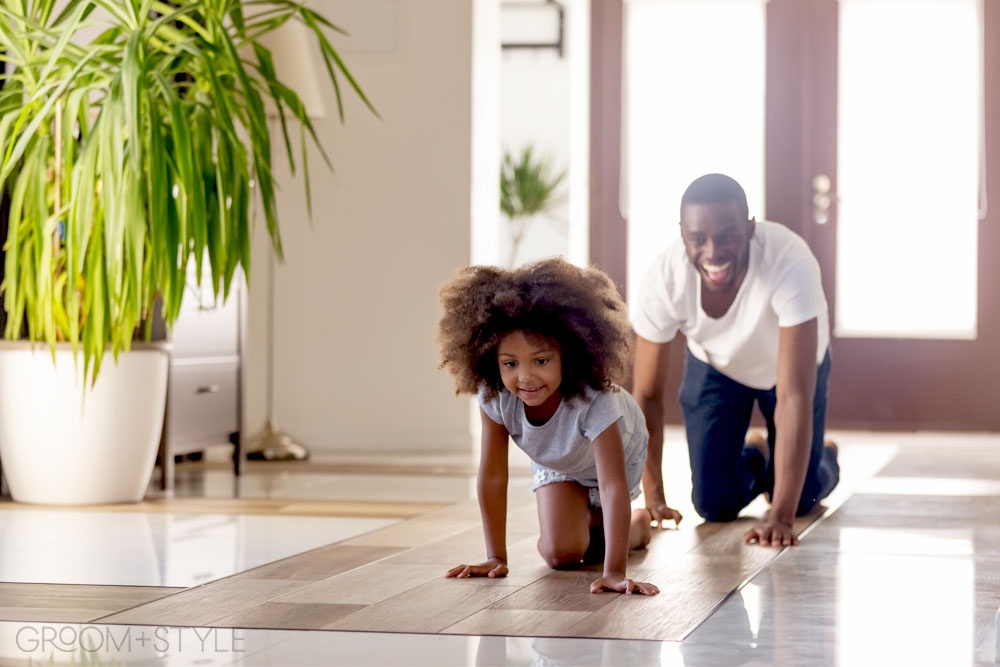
[836,0,981,339]
[623,0,766,299]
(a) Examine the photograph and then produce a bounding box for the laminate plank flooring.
[211,601,368,630]
[235,544,405,582]
[0,583,182,623]
[96,482,838,641]
[323,579,523,633]
[277,563,452,605]
[96,578,310,626]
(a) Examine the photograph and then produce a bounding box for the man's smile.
[701,260,733,285]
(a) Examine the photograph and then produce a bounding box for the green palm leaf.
[499,146,566,267]
[0,0,375,385]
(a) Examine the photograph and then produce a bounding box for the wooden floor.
[5,437,998,647]
[0,482,839,642]
[0,583,183,625]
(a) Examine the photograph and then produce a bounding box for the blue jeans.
[679,348,838,521]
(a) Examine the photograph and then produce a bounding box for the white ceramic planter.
[0,343,169,505]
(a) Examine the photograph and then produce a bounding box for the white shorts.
[530,448,646,509]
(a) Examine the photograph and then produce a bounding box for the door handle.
[812,174,833,224]
[196,385,221,394]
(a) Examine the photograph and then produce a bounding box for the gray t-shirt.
[478,385,648,488]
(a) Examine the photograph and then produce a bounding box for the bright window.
[836,0,981,339]
[624,0,766,301]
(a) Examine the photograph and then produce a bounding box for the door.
[767,0,1000,431]
[617,0,1000,431]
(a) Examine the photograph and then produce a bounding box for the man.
[631,173,839,547]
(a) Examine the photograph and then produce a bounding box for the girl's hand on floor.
[445,558,508,579]
[590,575,660,595]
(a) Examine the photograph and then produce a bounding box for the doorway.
[617,0,1000,431]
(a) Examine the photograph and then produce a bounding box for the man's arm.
[633,336,683,527]
[744,318,818,547]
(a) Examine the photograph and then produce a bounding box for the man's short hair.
[680,173,749,220]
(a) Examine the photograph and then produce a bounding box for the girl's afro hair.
[436,257,634,401]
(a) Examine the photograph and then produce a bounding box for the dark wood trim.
[589,0,688,413]
[588,0,627,297]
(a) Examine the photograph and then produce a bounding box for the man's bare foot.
[630,508,654,550]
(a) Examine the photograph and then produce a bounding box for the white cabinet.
[159,263,243,490]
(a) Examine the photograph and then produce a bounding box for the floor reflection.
[0,509,397,587]
[473,635,677,666]
[682,504,987,666]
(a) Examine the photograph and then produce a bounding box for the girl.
[437,258,683,595]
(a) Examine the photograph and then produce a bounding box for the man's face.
[679,201,755,294]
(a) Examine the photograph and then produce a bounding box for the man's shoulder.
[751,221,825,300]
[754,220,817,263]
[755,219,807,243]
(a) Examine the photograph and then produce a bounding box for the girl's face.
[497,330,563,423]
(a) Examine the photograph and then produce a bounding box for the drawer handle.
[196,384,221,394]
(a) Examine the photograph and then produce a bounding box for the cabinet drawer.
[168,361,238,452]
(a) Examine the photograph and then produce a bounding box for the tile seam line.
[675,498,845,642]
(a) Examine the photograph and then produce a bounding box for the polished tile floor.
[0,510,399,587]
[0,430,998,666]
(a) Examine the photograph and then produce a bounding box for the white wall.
[243,0,492,456]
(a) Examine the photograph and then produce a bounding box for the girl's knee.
[537,538,587,569]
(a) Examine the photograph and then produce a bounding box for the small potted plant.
[500,145,566,267]
[0,0,374,504]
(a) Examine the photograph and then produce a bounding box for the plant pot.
[0,342,169,505]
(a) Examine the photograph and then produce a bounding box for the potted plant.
[500,145,566,267]
[0,0,374,504]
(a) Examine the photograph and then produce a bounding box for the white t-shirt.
[478,385,647,485]
[631,220,829,390]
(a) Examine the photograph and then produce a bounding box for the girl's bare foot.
[630,508,654,550]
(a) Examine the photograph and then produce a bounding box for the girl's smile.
[497,330,563,424]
